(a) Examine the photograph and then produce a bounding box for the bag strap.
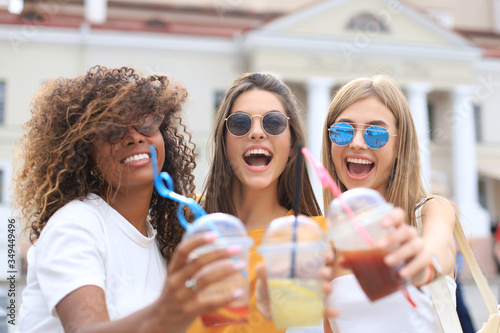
[415,203,463,332]
[453,216,499,315]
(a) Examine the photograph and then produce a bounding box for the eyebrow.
[233,110,283,114]
[335,118,390,127]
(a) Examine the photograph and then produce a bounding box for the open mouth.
[121,153,150,164]
[243,149,273,168]
[346,157,374,176]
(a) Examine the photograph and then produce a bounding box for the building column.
[306,77,335,208]
[85,0,107,24]
[452,85,490,237]
[406,82,432,190]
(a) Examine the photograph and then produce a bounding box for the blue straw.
[150,145,208,230]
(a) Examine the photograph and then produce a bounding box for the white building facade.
[0,0,499,274]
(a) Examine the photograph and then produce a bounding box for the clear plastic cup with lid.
[258,215,328,329]
[326,188,406,301]
[183,213,253,327]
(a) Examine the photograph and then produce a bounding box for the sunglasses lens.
[364,126,389,149]
[263,113,288,135]
[226,113,252,136]
[102,125,126,143]
[329,123,354,146]
[135,114,164,136]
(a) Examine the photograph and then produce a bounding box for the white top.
[327,274,456,333]
[17,194,167,333]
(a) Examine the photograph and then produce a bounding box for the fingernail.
[233,261,246,270]
[385,254,396,265]
[203,232,218,241]
[227,245,242,255]
[232,289,244,298]
[378,239,388,248]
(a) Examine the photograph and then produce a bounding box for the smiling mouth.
[346,157,374,176]
[243,149,272,168]
[121,153,150,164]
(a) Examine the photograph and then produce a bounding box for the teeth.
[244,149,271,157]
[347,157,373,165]
[123,153,150,164]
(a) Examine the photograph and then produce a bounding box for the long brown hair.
[13,66,196,261]
[201,72,321,217]
[321,75,426,225]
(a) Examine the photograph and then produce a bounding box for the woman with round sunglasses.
[13,66,245,333]
[188,72,333,333]
[321,75,457,333]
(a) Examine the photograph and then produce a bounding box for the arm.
[56,233,245,333]
[381,198,456,285]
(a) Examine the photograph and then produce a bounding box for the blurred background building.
[0,0,499,307]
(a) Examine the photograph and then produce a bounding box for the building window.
[474,103,482,142]
[427,101,436,141]
[346,12,389,33]
[0,82,4,124]
[214,91,225,116]
[478,178,487,210]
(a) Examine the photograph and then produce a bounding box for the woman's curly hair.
[13,65,196,262]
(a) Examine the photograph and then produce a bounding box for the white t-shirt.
[327,274,456,333]
[17,194,167,333]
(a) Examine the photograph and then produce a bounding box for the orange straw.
[301,147,416,308]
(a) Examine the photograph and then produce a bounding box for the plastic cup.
[183,213,253,327]
[326,188,406,301]
[258,215,328,329]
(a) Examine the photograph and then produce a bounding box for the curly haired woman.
[14,66,245,333]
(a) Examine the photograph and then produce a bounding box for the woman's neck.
[106,186,153,236]
[232,182,288,231]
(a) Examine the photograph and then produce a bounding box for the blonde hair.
[321,75,426,225]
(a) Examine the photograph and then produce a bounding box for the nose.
[348,129,368,150]
[124,127,145,145]
[248,115,266,140]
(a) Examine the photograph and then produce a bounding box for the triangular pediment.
[250,0,471,47]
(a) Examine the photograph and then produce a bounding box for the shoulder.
[421,195,455,213]
[419,195,456,226]
[309,215,327,233]
[39,194,106,242]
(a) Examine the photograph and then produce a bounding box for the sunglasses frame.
[225,111,290,137]
[328,122,397,149]
[98,113,165,143]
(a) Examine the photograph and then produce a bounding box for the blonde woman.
[322,75,457,333]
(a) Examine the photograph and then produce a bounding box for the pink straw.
[301,147,417,308]
[301,147,375,247]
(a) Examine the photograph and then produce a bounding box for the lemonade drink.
[258,215,328,329]
[268,278,324,329]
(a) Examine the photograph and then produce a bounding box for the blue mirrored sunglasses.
[328,122,397,149]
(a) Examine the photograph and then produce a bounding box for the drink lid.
[327,188,392,224]
[183,213,248,239]
[261,215,325,244]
